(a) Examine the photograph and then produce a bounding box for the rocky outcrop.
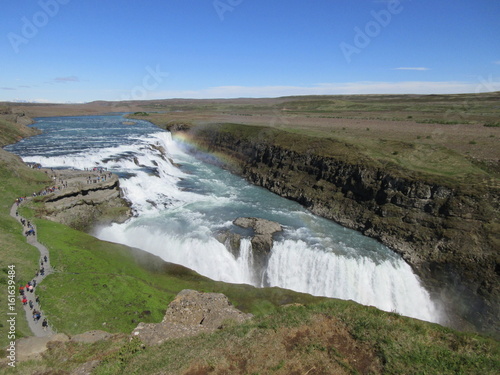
[131,289,253,346]
[216,230,242,257]
[234,217,283,254]
[217,217,282,284]
[35,170,131,231]
[183,125,500,336]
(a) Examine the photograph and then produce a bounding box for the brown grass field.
[5,92,499,187]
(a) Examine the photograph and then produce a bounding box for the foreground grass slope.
[6,302,500,374]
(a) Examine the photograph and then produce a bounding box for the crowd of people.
[18,255,50,331]
[26,162,42,169]
[14,181,66,205]
[18,216,36,237]
[85,166,113,184]
[13,163,117,336]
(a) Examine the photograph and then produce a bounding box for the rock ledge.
[132,290,252,346]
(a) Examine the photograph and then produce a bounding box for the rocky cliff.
[132,289,253,346]
[34,169,131,231]
[182,124,499,336]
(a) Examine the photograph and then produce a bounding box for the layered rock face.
[36,170,131,231]
[185,126,499,336]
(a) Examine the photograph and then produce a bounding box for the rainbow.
[170,131,241,171]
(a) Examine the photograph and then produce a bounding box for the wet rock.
[234,217,283,236]
[35,170,131,231]
[216,230,242,257]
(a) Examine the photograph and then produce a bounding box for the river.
[5,114,442,323]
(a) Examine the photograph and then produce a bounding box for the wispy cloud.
[494,61,500,65]
[2,87,16,90]
[53,76,80,83]
[394,67,430,71]
[19,85,31,88]
[150,80,500,99]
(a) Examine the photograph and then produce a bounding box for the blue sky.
[1,0,499,103]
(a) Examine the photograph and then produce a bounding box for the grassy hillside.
[0,152,50,346]
[5,300,500,374]
[189,122,495,189]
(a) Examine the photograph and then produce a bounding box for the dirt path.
[10,202,55,337]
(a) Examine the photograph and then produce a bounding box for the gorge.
[6,114,442,328]
[177,122,499,336]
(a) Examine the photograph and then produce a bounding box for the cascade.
[6,115,442,323]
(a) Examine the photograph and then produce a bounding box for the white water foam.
[20,125,440,323]
[266,240,438,322]
[97,221,255,285]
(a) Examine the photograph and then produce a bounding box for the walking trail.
[10,203,55,337]
[9,167,117,338]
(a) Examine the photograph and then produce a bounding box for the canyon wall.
[184,124,499,336]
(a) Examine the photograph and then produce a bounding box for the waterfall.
[265,240,437,322]
[8,115,442,324]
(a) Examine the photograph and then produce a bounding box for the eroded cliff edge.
[178,123,499,336]
[32,169,131,231]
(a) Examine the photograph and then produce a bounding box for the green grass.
[327,302,500,375]
[0,147,52,347]
[20,216,321,336]
[6,301,499,374]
